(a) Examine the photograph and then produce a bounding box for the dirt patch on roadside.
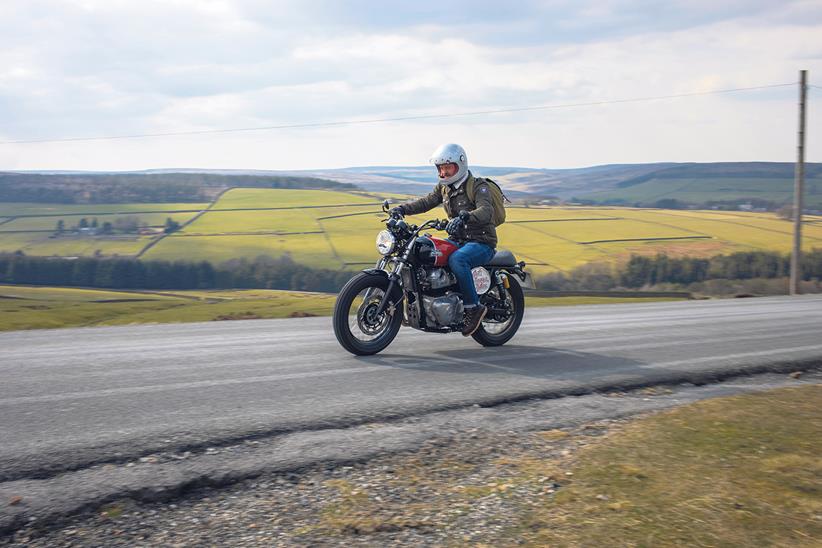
[288,311,318,318]
[211,312,262,321]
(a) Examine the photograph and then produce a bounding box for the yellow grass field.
[3,189,822,274]
[212,188,375,208]
[0,203,205,257]
[148,233,338,268]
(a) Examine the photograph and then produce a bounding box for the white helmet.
[429,143,469,186]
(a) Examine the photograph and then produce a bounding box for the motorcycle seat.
[485,249,517,266]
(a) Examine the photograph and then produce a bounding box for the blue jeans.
[448,241,495,307]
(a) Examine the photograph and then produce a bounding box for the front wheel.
[333,272,403,355]
[472,275,525,347]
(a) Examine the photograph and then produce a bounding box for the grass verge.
[304,385,821,546]
[0,285,336,331]
[0,284,686,332]
[514,385,822,546]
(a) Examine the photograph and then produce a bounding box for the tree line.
[2,249,820,294]
[538,249,822,291]
[0,253,354,293]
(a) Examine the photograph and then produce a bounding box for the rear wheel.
[333,272,403,355]
[471,275,525,347]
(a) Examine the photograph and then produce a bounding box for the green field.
[5,211,198,231]
[2,188,822,274]
[0,202,207,258]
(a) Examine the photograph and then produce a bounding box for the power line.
[0,82,796,146]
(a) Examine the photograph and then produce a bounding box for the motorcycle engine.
[422,292,463,328]
[424,267,456,290]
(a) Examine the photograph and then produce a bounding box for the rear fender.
[493,262,534,289]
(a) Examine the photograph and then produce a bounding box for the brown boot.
[462,305,487,337]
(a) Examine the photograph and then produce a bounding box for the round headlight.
[376,230,396,255]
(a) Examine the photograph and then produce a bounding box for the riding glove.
[446,210,471,237]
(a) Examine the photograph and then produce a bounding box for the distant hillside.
[579,163,822,210]
[6,162,820,210]
[322,163,822,210]
[345,164,679,193]
[215,164,680,198]
[0,172,356,204]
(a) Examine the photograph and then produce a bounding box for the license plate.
[521,272,536,289]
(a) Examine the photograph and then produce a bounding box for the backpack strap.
[465,176,476,203]
[472,177,511,203]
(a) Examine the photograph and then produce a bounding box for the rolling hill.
[7,162,821,210]
[579,163,822,209]
[3,188,822,275]
[325,163,822,210]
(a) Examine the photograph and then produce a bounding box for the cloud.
[0,0,820,170]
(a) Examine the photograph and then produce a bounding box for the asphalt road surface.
[3,294,822,485]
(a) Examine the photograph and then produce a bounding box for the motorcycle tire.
[472,275,525,347]
[333,272,403,356]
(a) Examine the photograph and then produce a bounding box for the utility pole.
[790,70,807,296]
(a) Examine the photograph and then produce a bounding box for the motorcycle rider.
[390,143,498,337]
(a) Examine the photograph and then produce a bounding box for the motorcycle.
[333,200,531,355]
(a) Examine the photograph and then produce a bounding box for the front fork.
[374,261,404,317]
[362,257,389,301]
[373,239,416,317]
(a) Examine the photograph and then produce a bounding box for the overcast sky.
[1,0,821,171]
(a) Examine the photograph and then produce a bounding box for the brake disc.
[357,296,388,335]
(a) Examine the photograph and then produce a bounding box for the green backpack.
[466,177,508,226]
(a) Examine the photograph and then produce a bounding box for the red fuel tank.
[415,236,459,267]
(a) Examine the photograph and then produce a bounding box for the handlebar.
[383,214,448,235]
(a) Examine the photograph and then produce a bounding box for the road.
[2,295,822,484]
[2,295,822,533]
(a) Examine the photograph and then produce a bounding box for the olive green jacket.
[400,172,497,248]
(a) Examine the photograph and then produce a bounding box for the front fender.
[362,268,388,277]
[356,269,405,306]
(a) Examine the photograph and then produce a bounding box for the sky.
[1,0,821,171]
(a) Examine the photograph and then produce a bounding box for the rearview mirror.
[382,199,391,213]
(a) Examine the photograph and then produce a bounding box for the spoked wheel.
[472,275,525,347]
[333,272,403,355]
